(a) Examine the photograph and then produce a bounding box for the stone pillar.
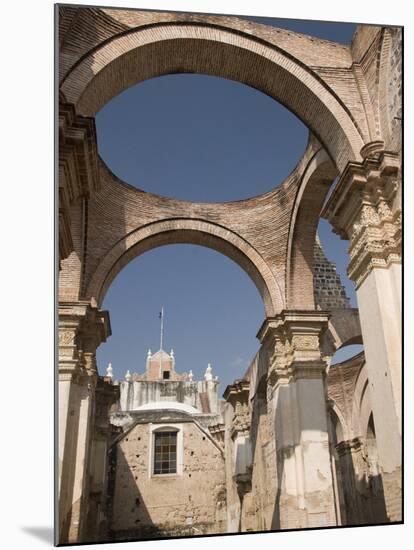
[335,438,370,525]
[322,150,402,522]
[258,311,337,529]
[58,301,111,544]
[223,380,253,532]
[86,378,119,541]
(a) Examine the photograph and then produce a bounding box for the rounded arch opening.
[87,218,283,317]
[95,73,309,202]
[96,243,265,390]
[61,23,365,171]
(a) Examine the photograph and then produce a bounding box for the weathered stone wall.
[57,7,402,543]
[109,420,226,540]
[119,379,220,414]
[327,355,388,525]
[384,28,402,152]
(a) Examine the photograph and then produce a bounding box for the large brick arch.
[286,144,338,310]
[61,20,365,171]
[86,218,283,316]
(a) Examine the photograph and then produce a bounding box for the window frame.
[148,423,184,478]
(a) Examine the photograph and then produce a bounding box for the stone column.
[258,311,337,529]
[335,438,370,525]
[322,150,402,522]
[85,377,119,541]
[224,380,253,532]
[58,301,111,544]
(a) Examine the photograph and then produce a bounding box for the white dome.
[134,401,199,414]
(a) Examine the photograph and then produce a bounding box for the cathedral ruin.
[57,5,402,544]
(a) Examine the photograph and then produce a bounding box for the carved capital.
[224,380,251,437]
[258,311,329,387]
[58,301,111,375]
[322,151,401,288]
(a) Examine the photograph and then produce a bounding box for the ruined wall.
[249,388,278,530]
[109,420,226,540]
[223,402,241,533]
[327,355,388,525]
[351,25,402,150]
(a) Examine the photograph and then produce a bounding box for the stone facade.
[57,6,402,544]
[103,352,225,541]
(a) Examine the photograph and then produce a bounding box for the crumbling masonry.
[57,6,402,544]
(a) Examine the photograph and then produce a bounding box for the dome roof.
[134,401,199,414]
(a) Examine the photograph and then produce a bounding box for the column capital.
[224,380,251,439]
[322,151,401,288]
[257,310,330,343]
[58,301,111,375]
[257,311,330,387]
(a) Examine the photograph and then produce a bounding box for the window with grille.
[153,431,177,474]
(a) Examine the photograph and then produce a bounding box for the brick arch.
[86,218,283,317]
[286,144,338,309]
[321,309,363,358]
[61,22,364,171]
[352,364,372,438]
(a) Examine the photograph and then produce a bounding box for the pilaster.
[258,311,337,529]
[322,151,402,522]
[58,301,111,544]
[322,150,401,289]
[58,102,99,266]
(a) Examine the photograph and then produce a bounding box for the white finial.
[147,349,152,358]
[214,375,219,382]
[170,348,174,357]
[188,369,194,381]
[106,363,113,379]
[125,370,131,382]
[204,363,213,381]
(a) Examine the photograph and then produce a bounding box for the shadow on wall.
[333,413,388,526]
[59,383,83,543]
[269,383,389,530]
[249,373,273,531]
[104,444,161,543]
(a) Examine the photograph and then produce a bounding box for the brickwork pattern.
[57,7,402,542]
[314,235,351,310]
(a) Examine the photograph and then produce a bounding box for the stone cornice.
[257,310,330,345]
[258,310,330,388]
[322,151,400,231]
[59,102,99,199]
[58,102,100,265]
[223,379,250,401]
[321,151,401,288]
[59,302,112,375]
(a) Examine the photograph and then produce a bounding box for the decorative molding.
[258,311,329,388]
[58,302,112,376]
[322,151,401,288]
[59,102,100,265]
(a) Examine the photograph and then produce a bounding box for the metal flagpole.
[159,307,164,378]
[160,306,164,351]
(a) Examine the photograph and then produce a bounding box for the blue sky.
[95,16,362,390]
